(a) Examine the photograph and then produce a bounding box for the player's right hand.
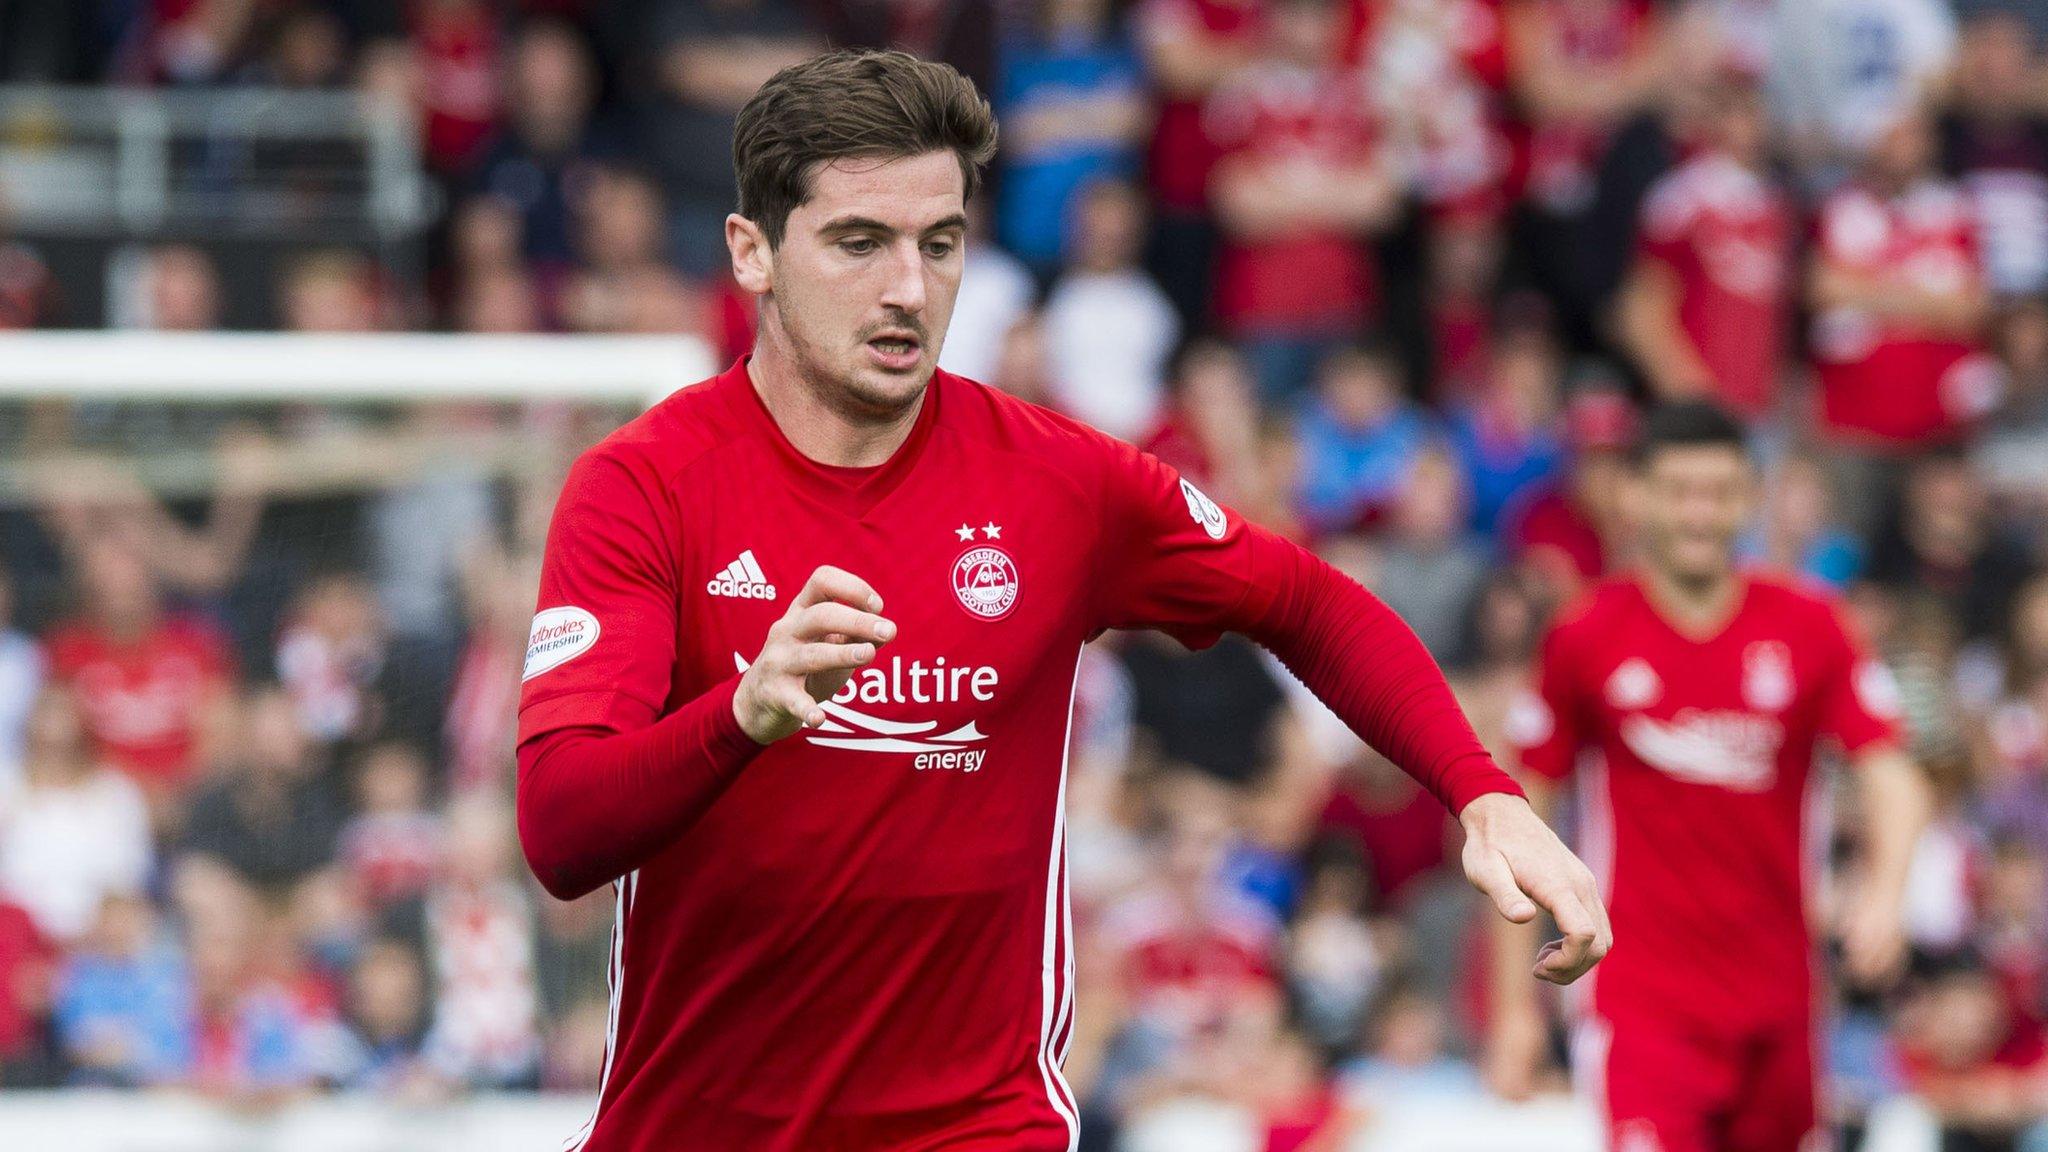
[1460,792,1613,985]
[733,565,896,744]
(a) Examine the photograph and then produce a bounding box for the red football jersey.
[45,614,233,786]
[1810,181,2002,447]
[1203,63,1382,335]
[1637,152,1793,418]
[518,358,1516,1151]
[1509,574,1901,1026]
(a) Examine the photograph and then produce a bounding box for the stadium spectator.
[1206,0,1400,400]
[52,894,187,1088]
[1133,0,1264,328]
[0,685,153,946]
[0,899,56,1087]
[178,684,344,898]
[993,0,1149,276]
[1618,69,1792,420]
[1444,312,1565,536]
[471,18,613,271]
[332,936,438,1095]
[1338,980,1481,1106]
[1500,384,1637,599]
[639,0,822,276]
[937,194,1036,383]
[444,553,531,794]
[274,572,387,747]
[1294,341,1431,537]
[1368,446,1487,662]
[814,0,1001,97]
[420,797,540,1089]
[1940,11,2048,302]
[278,249,385,332]
[1894,955,2048,1152]
[1809,108,2001,454]
[1501,0,1664,347]
[1285,837,1388,1055]
[0,570,43,781]
[1746,452,1867,590]
[1771,0,1956,174]
[41,538,235,812]
[181,906,314,1103]
[337,741,442,910]
[1869,448,2034,643]
[129,244,224,332]
[1042,179,1181,441]
[408,0,506,174]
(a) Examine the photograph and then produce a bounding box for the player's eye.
[923,240,956,259]
[840,238,878,255]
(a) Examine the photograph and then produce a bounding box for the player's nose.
[877,241,927,314]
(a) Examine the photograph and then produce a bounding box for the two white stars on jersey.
[956,523,1001,541]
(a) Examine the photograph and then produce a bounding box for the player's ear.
[726,213,773,296]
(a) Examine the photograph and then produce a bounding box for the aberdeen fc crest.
[952,546,1020,620]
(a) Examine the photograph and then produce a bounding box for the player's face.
[753,151,967,419]
[1637,445,1757,586]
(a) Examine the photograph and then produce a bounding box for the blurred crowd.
[4,0,2048,1150]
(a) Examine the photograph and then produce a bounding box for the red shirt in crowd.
[1139,0,1269,213]
[1636,151,1794,418]
[1099,886,1279,1033]
[1510,574,1900,1027]
[1810,181,2003,448]
[515,358,1515,1151]
[1205,64,1382,336]
[45,614,233,789]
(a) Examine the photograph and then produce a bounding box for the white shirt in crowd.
[0,767,152,942]
[938,244,1036,384]
[0,631,44,789]
[1043,268,1181,442]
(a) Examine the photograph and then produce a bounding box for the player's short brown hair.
[732,49,998,249]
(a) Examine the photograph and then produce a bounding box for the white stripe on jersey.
[739,550,767,584]
[566,869,636,1152]
[1037,646,1084,1149]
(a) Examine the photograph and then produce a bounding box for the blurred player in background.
[1487,401,1935,1151]
[517,48,1607,1152]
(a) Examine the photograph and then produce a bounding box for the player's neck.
[1641,566,1745,640]
[746,341,924,469]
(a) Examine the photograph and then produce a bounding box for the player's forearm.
[1857,746,1934,916]
[1236,531,1524,814]
[516,676,764,901]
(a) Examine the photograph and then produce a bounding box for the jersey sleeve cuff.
[1441,756,1527,816]
[701,674,769,769]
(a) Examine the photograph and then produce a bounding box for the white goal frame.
[0,332,715,407]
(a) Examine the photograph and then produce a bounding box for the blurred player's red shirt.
[1510,574,1900,1026]
[1636,152,1793,418]
[519,359,1513,1150]
[1810,181,2001,447]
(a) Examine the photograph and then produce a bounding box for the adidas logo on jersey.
[708,550,776,600]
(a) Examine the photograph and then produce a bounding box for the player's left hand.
[1840,889,1908,987]
[1460,792,1612,985]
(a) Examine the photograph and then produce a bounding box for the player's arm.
[516,454,892,901]
[1840,743,1933,985]
[1092,444,1610,980]
[1819,609,1930,987]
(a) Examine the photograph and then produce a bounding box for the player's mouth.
[865,331,923,372]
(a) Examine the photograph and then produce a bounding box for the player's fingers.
[783,641,877,678]
[1535,890,1601,983]
[791,565,883,614]
[786,602,896,646]
[1465,846,1538,924]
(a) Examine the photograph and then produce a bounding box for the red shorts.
[1573,1004,1826,1152]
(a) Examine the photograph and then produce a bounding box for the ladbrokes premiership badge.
[952,546,1020,620]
